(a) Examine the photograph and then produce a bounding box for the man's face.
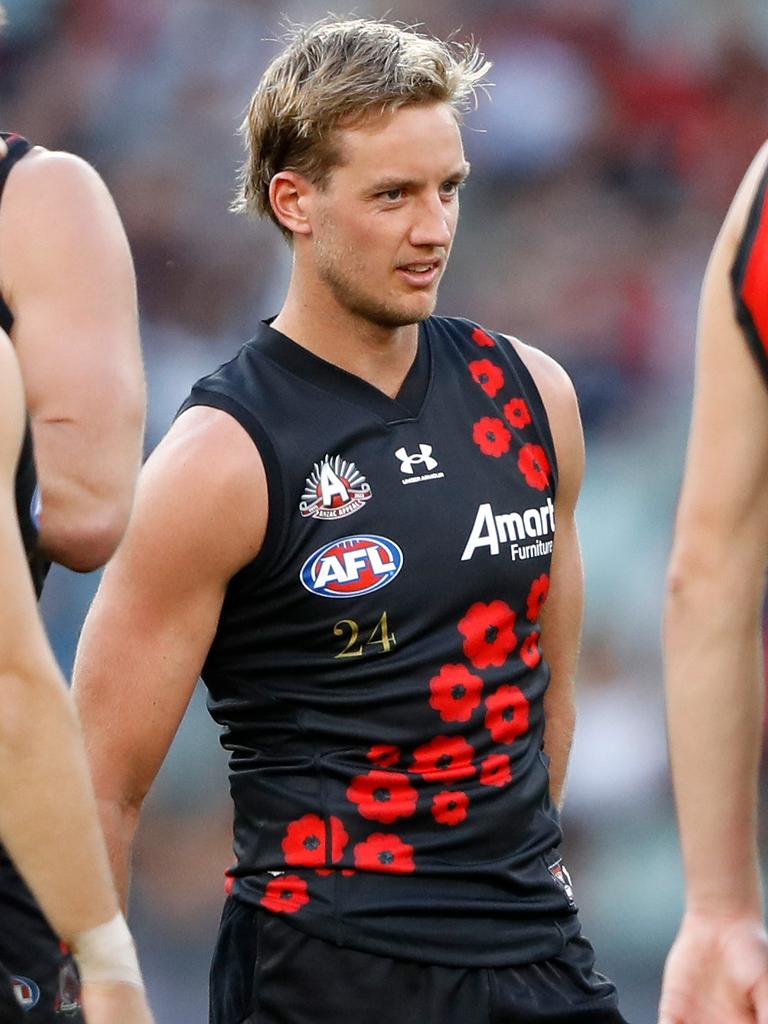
[307,102,469,329]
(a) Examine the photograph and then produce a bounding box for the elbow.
[41,507,130,572]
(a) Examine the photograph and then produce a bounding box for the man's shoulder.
[2,146,111,214]
[503,335,577,409]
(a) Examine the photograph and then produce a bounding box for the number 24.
[333,613,396,658]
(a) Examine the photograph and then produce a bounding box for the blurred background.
[4,0,768,1020]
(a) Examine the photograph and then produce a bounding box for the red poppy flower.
[367,744,400,768]
[480,753,512,787]
[473,417,512,458]
[353,833,415,874]
[431,790,469,826]
[458,600,517,669]
[526,574,550,622]
[224,869,235,896]
[484,685,530,744]
[472,326,496,347]
[520,632,542,669]
[518,444,551,490]
[469,359,505,398]
[282,814,348,868]
[410,735,476,782]
[504,397,532,430]
[260,875,310,914]
[428,664,483,722]
[347,771,418,824]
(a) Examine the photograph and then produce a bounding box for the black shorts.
[0,855,82,1022]
[210,897,629,1024]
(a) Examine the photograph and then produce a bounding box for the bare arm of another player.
[512,339,585,807]
[0,334,154,1023]
[659,145,768,1024]
[0,150,144,571]
[73,406,267,905]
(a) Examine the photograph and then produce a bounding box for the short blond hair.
[233,16,490,235]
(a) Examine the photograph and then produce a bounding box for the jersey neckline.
[249,318,432,423]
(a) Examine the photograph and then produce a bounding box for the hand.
[81,980,155,1024]
[659,911,768,1024]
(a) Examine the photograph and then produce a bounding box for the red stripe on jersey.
[741,194,768,357]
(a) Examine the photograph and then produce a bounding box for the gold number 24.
[333,613,396,658]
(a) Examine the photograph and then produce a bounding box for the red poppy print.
[260,875,310,914]
[458,600,517,669]
[282,814,348,869]
[432,790,469,826]
[480,753,512,787]
[469,359,505,398]
[472,326,496,347]
[473,417,512,458]
[526,574,550,622]
[347,771,418,824]
[429,664,483,723]
[353,833,415,874]
[484,685,530,744]
[504,397,532,430]
[367,744,400,768]
[411,735,476,782]
[520,632,542,669]
[518,443,551,490]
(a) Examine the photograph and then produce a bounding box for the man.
[0,333,153,1024]
[0,33,150,1021]
[74,17,626,1023]
[659,147,768,1023]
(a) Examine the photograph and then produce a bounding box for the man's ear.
[269,171,313,237]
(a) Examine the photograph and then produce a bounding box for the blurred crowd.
[4,1,768,1020]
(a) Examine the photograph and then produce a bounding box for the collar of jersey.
[250,318,432,423]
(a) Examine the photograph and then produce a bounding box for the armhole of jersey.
[502,336,560,490]
[731,161,768,389]
[176,387,287,582]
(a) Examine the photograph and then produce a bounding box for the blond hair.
[233,16,490,236]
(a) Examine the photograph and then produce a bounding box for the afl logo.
[300,535,403,598]
[12,975,40,1010]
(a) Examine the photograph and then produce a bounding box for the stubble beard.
[315,240,442,330]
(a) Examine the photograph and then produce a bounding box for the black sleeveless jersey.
[0,132,46,596]
[732,159,768,387]
[180,316,582,966]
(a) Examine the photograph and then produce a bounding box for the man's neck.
[271,289,421,401]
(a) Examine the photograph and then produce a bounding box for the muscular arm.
[0,149,144,570]
[73,407,266,905]
[659,145,768,1024]
[512,339,586,807]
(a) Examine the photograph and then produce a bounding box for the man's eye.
[381,188,403,201]
[441,181,461,197]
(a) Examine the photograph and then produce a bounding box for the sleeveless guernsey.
[732,160,768,385]
[0,132,46,596]
[180,316,581,966]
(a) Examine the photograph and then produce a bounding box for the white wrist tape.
[71,912,144,989]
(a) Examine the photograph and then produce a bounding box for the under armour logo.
[395,444,438,475]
